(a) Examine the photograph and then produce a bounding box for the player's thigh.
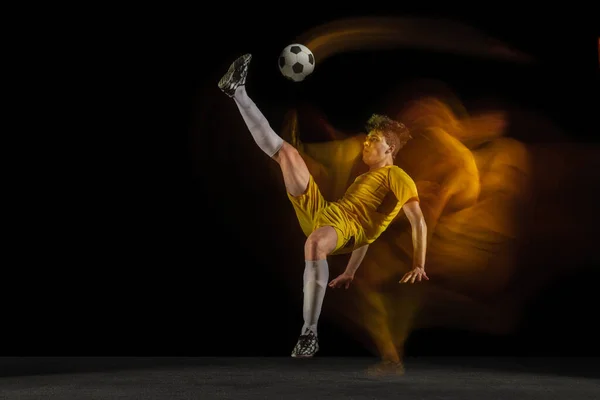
[276,142,311,197]
[288,174,328,237]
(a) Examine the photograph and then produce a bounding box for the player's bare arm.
[328,245,369,289]
[400,200,429,284]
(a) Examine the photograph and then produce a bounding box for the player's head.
[363,114,412,161]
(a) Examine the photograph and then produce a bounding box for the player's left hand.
[400,267,429,284]
[329,273,354,289]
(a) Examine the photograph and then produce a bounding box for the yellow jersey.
[288,165,419,255]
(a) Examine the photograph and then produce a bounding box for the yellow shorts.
[287,175,358,255]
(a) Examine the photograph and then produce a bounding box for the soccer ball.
[278,44,315,82]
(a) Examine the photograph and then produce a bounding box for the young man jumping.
[217,54,428,361]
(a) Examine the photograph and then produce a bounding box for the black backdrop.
[21,6,597,358]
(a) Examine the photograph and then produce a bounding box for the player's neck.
[368,158,393,171]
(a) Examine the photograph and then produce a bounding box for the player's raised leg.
[218,53,310,196]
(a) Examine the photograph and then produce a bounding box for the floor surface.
[0,357,598,399]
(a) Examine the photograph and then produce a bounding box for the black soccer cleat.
[218,53,252,97]
[291,329,319,358]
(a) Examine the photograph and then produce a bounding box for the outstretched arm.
[400,200,429,284]
[345,244,369,277]
[328,245,369,289]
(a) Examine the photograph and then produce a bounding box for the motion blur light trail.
[295,16,534,65]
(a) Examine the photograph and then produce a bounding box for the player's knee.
[274,141,299,164]
[304,235,326,259]
[305,228,336,259]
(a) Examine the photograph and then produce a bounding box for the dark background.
[14,6,598,360]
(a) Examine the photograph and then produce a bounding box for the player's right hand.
[328,273,354,289]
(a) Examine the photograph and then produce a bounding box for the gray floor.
[0,357,598,399]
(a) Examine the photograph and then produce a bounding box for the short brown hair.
[365,114,412,158]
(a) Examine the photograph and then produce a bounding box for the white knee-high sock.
[302,259,329,336]
[233,86,284,158]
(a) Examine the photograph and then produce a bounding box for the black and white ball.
[278,44,315,82]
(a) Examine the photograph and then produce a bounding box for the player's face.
[362,130,392,165]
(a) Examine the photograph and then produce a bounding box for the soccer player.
[218,54,428,360]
